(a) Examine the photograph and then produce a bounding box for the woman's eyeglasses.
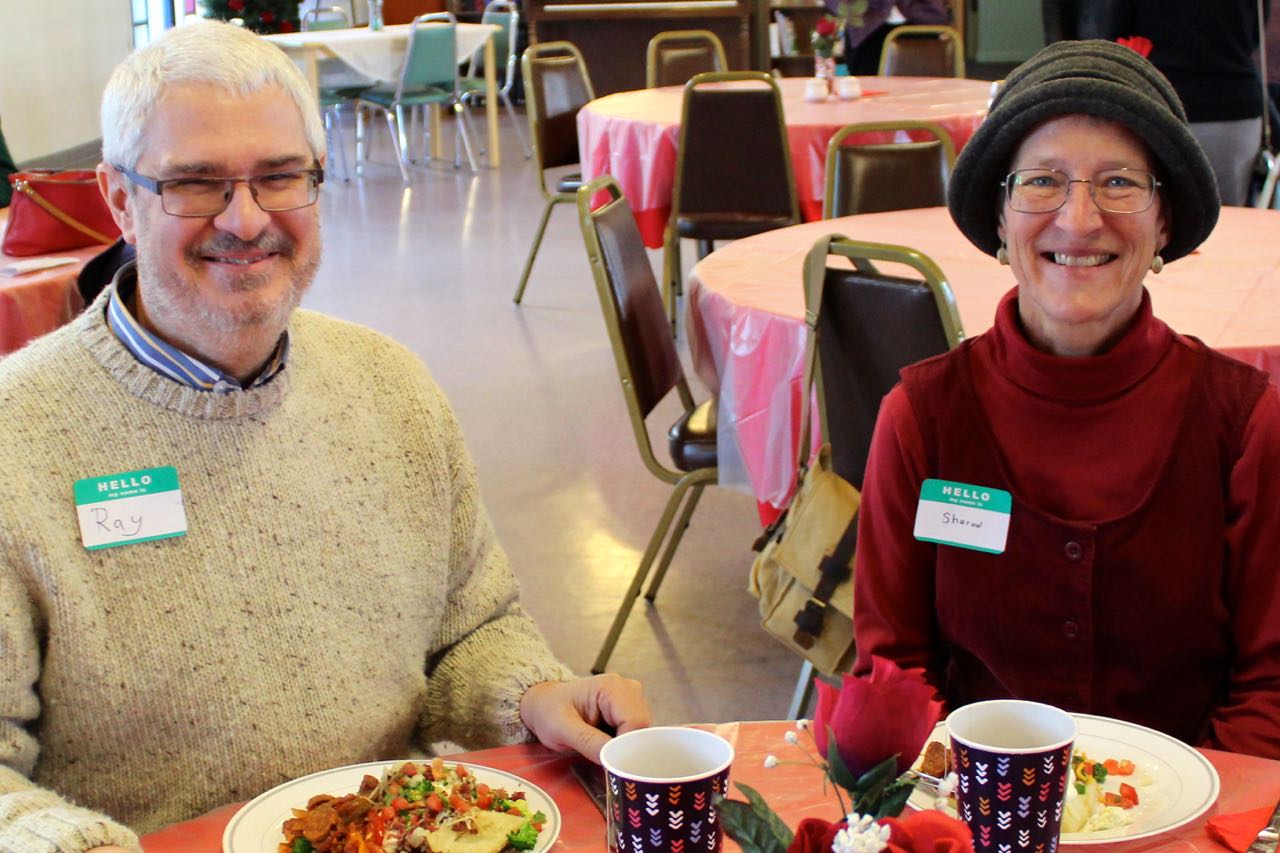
[1002,168,1161,214]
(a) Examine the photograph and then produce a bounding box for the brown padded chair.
[784,233,965,717]
[645,30,729,88]
[513,41,595,304]
[663,71,800,329]
[822,120,956,219]
[577,175,719,674]
[383,0,445,25]
[877,24,966,78]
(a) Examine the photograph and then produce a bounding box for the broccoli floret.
[507,822,540,851]
[291,839,314,853]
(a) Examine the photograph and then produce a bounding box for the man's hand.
[520,674,651,764]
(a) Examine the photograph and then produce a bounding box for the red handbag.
[2,170,121,256]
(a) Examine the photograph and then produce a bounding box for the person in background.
[853,40,1280,759]
[0,20,648,852]
[1080,0,1271,206]
[836,0,951,76]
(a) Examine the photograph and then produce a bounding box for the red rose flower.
[1115,35,1153,58]
[227,0,244,10]
[814,655,943,776]
[278,19,296,32]
[788,817,846,853]
[260,9,276,23]
[814,16,838,37]
[882,809,974,853]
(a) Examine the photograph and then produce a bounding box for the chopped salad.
[1061,750,1154,833]
[279,759,547,853]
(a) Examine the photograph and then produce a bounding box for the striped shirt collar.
[105,262,290,393]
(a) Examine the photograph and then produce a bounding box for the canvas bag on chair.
[3,170,120,256]
[748,235,858,676]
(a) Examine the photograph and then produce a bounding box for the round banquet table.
[685,205,1280,518]
[140,719,1280,852]
[577,76,992,249]
[0,209,97,356]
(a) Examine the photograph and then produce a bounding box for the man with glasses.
[0,21,648,851]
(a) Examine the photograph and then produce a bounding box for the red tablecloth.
[685,206,1280,517]
[0,209,97,355]
[577,76,992,249]
[141,719,1280,852]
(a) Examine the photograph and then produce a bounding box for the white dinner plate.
[222,760,562,853]
[909,712,1220,845]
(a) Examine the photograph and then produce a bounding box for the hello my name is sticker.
[913,478,1011,554]
[73,466,188,551]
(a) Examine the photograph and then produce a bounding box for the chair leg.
[513,197,558,304]
[383,108,411,184]
[787,661,817,720]
[453,102,479,171]
[355,106,367,177]
[501,91,531,159]
[394,105,411,168]
[592,477,701,674]
[662,235,683,335]
[643,482,705,602]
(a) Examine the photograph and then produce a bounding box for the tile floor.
[306,108,807,726]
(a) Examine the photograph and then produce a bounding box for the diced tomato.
[425,793,444,814]
[1115,760,1135,776]
[506,807,523,816]
[476,791,494,810]
[456,764,470,778]
[391,797,411,812]
[380,806,395,821]
[532,822,544,831]
[1103,792,1124,807]
[1119,783,1139,808]
[401,762,418,777]
[450,794,471,813]
[1080,761,1094,777]
[476,783,491,796]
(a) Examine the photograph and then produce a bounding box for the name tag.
[913,478,1011,554]
[73,466,188,551]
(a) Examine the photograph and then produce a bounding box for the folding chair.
[512,40,595,303]
[577,175,719,674]
[878,25,966,78]
[822,120,956,219]
[645,30,728,88]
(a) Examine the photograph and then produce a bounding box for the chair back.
[469,0,518,86]
[878,25,965,78]
[673,71,798,220]
[399,13,458,99]
[646,30,728,88]
[383,0,445,25]
[301,5,351,30]
[804,236,964,488]
[578,176,691,467]
[823,120,956,218]
[522,41,595,172]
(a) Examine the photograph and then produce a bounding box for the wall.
[970,0,1044,64]
[0,0,133,161]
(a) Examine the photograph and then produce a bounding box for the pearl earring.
[997,244,1010,265]
[1150,253,1164,274]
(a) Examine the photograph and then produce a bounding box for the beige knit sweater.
[0,289,574,851]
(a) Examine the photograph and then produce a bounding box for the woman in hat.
[852,40,1280,758]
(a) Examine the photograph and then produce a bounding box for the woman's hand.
[520,674,651,763]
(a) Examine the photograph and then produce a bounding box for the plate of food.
[223,758,561,853]
[909,712,1220,845]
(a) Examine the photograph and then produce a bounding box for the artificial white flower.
[938,772,959,798]
[784,730,800,745]
[764,754,780,769]
[796,719,810,731]
[831,813,892,853]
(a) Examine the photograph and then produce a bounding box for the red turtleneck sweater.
[853,289,1280,759]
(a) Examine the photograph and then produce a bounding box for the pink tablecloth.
[686,206,1280,516]
[577,76,992,248]
[0,209,97,355]
[140,719,1280,852]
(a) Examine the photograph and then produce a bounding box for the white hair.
[100,20,326,169]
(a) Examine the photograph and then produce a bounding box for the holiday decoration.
[202,0,300,34]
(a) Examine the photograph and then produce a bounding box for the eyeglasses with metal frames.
[114,163,325,217]
[1001,168,1161,215]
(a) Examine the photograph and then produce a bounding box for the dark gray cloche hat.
[947,39,1219,263]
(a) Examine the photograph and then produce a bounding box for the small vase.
[369,0,384,30]
[814,54,836,94]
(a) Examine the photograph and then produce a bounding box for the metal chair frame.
[513,40,595,303]
[460,0,531,158]
[577,175,719,674]
[662,70,799,331]
[303,6,358,181]
[645,30,729,88]
[877,24,966,78]
[356,12,479,182]
[821,119,956,219]
[301,5,350,29]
